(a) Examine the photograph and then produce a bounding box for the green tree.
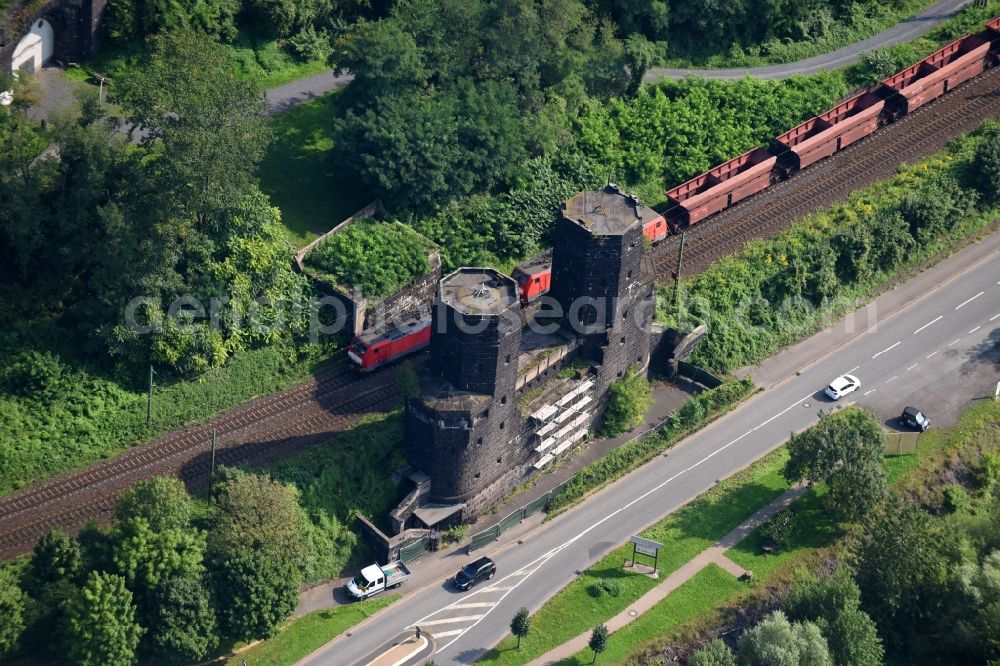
[62,572,142,666]
[785,567,884,666]
[689,638,736,666]
[969,128,1000,205]
[211,548,299,641]
[107,518,206,619]
[855,494,952,660]
[783,409,887,522]
[148,576,218,663]
[954,549,1000,661]
[736,611,830,666]
[25,531,82,590]
[589,623,608,663]
[602,366,652,436]
[818,606,884,666]
[208,469,306,565]
[510,607,531,649]
[207,470,305,640]
[0,566,25,658]
[116,30,269,229]
[115,477,193,532]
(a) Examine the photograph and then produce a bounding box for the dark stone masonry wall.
[1,0,106,72]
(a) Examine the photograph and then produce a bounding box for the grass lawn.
[478,448,792,665]
[259,91,371,247]
[224,596,397,666]
[561,564,745,665]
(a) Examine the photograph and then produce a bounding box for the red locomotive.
[642,212,669,243]
[347,313,432,372]
[511,260,552,303]
[663,14,1000,233]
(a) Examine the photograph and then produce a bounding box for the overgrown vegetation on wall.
[661,120,1000,374]
[305,221,435,298]
[601,367,653,437]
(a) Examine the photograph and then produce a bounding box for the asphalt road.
[300,235,1000,666]
[644,0,972,81]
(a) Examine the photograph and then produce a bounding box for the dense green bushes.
[305,221,434,298]
[575,74,849,191]
[265,411,405,541]
[549,378,754,513]
[664,121,1000,374]
[601,367,653,437]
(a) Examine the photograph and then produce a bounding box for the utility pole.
[210,429,217,484]
[146,364,154,427]
[673,232,686,309]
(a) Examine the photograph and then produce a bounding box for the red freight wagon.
[511,260,552,303]
[774,92,884,173]
[880,34,991,116]
[642,213,669,243]
[348,313,431,371]
[665,148,776,229]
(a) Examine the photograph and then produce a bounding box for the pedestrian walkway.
[526,484,808,666]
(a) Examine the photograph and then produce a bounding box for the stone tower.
[549,183,655,393]
[405,268,524,512]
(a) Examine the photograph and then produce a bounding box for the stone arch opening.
[11,19,55,73]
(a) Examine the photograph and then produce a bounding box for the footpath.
[526,485,808,665]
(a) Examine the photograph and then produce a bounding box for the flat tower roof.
[561,183,647,235]
[438,267,518,316]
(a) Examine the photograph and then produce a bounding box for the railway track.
[2,58,998,563]
[0,361,402,560]
[652,64,1000,280]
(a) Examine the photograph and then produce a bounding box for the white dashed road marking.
[906,364,918,372]
[873,341,901,359]
[913,316,942,335]
[926,350,939,358]
[970,326,981,334]
[991,313,1000,322]
[955,291,984,309]
[885,376,898,384]
[864,389,876,396]
[950,338,961,346]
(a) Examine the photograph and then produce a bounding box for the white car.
[824,374,860,400]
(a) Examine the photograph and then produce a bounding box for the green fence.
[885,431,920,455]
[399,535,429,563]
[467,475,576,552]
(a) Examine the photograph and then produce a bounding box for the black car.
[454,556,496,590]
[900,406,930,432]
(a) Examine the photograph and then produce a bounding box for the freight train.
[348,15,1000,373]
[663,15,1000,232]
